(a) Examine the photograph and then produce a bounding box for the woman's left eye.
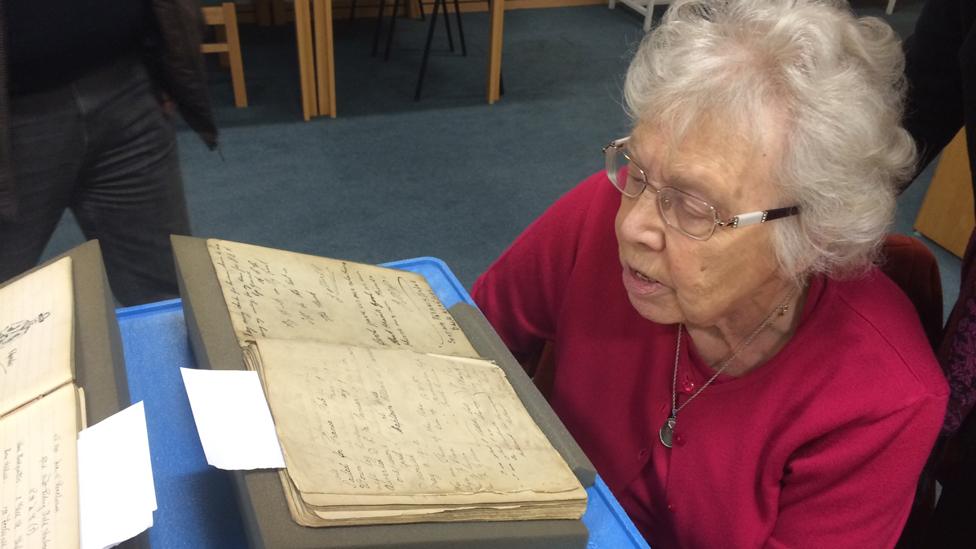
[680,198,711,217]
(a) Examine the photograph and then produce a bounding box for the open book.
[206,239,587,527]
[0,258,85,549]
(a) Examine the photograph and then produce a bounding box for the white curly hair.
[623,0,917,279]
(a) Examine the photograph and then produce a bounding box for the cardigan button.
[667,502,675,512]
[680,378,696,394]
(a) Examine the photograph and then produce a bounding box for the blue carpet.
[42,0,960,318]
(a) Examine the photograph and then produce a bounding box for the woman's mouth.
[622,267,668,296]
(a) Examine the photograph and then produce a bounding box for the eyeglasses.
[603,137,800,241]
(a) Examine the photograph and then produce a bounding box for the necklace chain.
[669,286,798,422]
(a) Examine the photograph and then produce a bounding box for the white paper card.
[180,368,285,470]
[78,401,157,549]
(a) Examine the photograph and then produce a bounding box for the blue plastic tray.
[116,257,648,549]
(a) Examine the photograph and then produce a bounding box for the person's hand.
[157,91,177,116]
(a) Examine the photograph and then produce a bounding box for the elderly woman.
[472,1,947,547]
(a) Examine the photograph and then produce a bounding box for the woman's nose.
[618,193,666,251]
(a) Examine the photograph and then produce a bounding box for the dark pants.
[0,55,190,305]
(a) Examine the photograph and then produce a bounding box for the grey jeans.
[0,54,191,306]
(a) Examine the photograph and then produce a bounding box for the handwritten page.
[180,368,285,470]
[255,339,585,513]
[207,239,477,358]
[0,257,74,416]
[78,401,156,549]
[0,384,81,549]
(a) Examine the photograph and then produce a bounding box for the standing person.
[473,1,947,546]
[902,0,976,545]
[0,0,217,305]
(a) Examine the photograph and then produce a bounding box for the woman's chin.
[626,294,682,325]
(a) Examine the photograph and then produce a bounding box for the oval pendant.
[659,417,675,448]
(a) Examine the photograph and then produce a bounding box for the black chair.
[924,408,976,547]
[413,0,469,99]
[371,0,465,74]
[371,0,511,101]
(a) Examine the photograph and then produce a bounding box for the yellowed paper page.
[281,470,572,527]
[257,339,584,507]
[0,383,81,549]
[207,240,477,358]
[0,257,74,416]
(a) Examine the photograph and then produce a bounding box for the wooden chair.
[914,130,975,259]
[201,3,248,108]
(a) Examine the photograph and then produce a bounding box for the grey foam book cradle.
[171,235,595,549]
[0,240,142,549]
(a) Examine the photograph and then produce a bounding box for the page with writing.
[0,257,74,416]
[0,383,81,549]
[256,338,585,507]
[207,239,477,358]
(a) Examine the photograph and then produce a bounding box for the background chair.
[881,235,944,549]
[879,234,944,349]
[370,0,467,100]
[608,0,669,32]
[202,2,249,108]
[414,0,466,100]
[371,0,435,60]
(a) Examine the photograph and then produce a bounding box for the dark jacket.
[0,0,218,222]
[904,0,976,435]
[903,0,976,189]
[902,1,976,545]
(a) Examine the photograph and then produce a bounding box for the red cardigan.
[472,172,948,549]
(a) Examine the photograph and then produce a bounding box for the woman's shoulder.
[827,268,932,346]
[807,270,947,403]
[761,272,947,450]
